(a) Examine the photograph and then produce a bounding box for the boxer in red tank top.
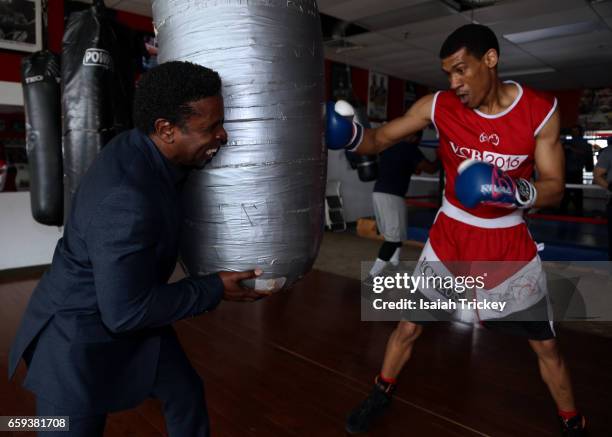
[338,24,585,436]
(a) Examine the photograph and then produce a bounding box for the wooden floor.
[1,267,611,436]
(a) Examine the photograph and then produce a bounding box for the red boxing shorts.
[412,199,555,340]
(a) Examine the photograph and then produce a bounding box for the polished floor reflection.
[1,266,610,436]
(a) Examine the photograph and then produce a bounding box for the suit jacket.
[8,128,224,413]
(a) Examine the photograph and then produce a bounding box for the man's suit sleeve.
[85,190,224,334]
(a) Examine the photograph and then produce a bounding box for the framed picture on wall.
[578,87,612,131]
[367,71,387,120]
[331,62,352,101]
[0,0,42,53]
[404,81,417,112]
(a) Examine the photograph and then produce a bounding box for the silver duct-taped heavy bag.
[152,0,326,290]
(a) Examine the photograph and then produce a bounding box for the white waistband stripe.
[440,198,524,229]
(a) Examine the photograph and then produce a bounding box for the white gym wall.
[0,82,61,270]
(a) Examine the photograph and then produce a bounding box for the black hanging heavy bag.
[61,0,133,220]
[22,50,63,226]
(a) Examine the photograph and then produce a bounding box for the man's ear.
[153,119,175,144]
[483,48,499,69]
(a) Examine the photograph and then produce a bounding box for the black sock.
[378,241,401,261]
[374,374,396,396]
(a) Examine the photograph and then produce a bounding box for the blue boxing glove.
[325,100,364,151]
[455,159,537,209]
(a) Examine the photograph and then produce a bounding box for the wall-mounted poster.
[368,71,387,120]
[0,0,42,52]
[578,88,612,131]
[331,62,352,101]
[404,81,417,112]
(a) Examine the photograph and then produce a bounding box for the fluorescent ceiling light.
[503,21,603,44]
[499,67,556,77]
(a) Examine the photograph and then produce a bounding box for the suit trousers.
[35,329,209,437]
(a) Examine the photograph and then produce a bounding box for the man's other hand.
[218,269,272,301]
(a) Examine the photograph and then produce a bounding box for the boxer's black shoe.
[559,414,587,437]
[345,378,394,434]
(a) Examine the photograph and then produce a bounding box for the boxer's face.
[441,47,497,109]
[172,95,227,168]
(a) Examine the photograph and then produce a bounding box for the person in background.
[593,137,612,260]
[367,131,439,280]
[560,125,594,215]
[0,158,7,192]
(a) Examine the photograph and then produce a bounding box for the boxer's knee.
[529,338,562,363]
[393,321,422,345]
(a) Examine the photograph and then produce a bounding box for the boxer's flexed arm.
[325,94,434,155]
[533,108,565,208]
[362,95,434,155]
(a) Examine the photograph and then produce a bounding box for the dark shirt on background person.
[374,137,428,197]
[564,138,594,181]
[560,125,594,215]
[594,141,612,260]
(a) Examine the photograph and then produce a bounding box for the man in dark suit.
[9,61,269,436]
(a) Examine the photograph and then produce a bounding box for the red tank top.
[433,81,557,218]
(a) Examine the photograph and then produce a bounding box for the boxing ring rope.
[411,175,611,190]
[405,175,609,225]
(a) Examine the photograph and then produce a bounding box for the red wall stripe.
[552,89,583,129]
[387,76,404,119]
[47,0,64,54]
[0,52,23,82]
[350,66,369,107]
[115,10,154,33]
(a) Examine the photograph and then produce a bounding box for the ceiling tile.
[319,0,428,22]
[343,32,395,46]
[470,0,584,25]
[592,1,612,18]
[398,33,452,53]
[491,7,599,36]
[519,29,612,66]
[330,41,410,58]
[357,1,455,31]
[498,57,548,72]
[365,50,436,68]
[381,14,471,39]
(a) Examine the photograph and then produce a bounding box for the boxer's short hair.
[439,24,500,60]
